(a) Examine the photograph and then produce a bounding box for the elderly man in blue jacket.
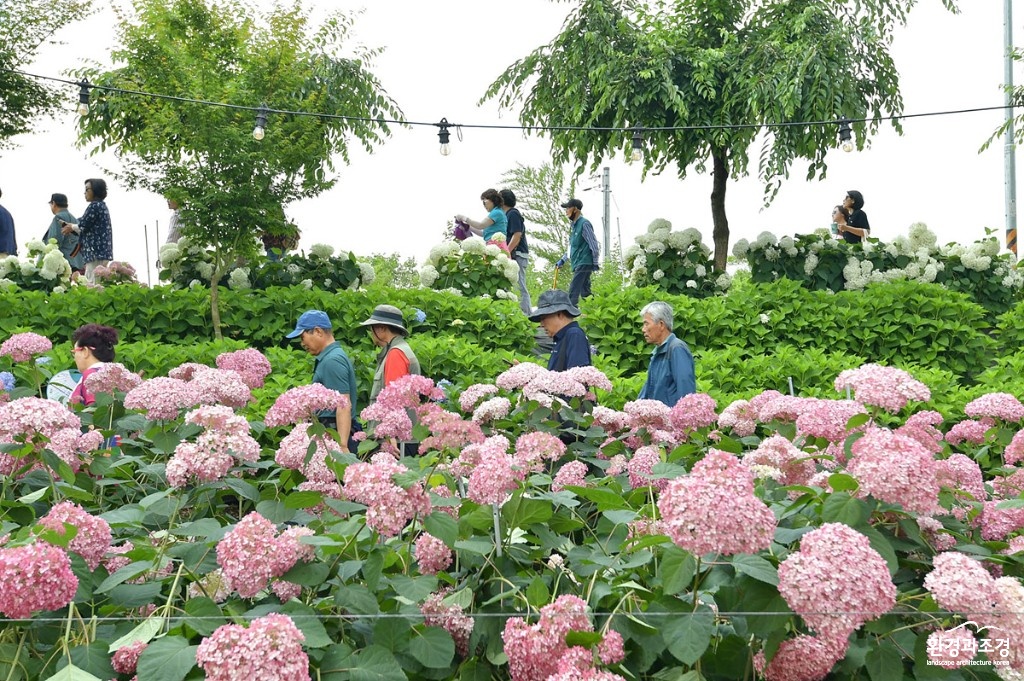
[638,301,695,406]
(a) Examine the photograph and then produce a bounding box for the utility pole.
[601,167,611,263]
[1005,0,1017,257]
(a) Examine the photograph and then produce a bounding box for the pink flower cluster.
[627,446,665,491]
[419,408,485,453]
[622,400,670,431]
[894,410,944,454]
[553,461,589,492]
[753,392,811,423]
[847,427,940,514]
[755,634,846,681]
[265,384,351,427]
[112,640,148,675]
[742,434,816,486]
[964,392,1024,422]
[833,363,931,412]
[0,542,78,618]
[717,399,757,437]
[473,396,512,423]
[38,501,112,570]
[795,399,867,444]
[777,523,896,640]
[515,432,567,472]
[935,453,985,504]
[275,423,337,484]
[467,448,525,505]
[926,627,978,669]
[84,362,143,395]
[979,501,1024,541]
[166,405,260,487]
[196,613,310,681]
[563,366,613,392]
[0,397,87,475]
[216,348,273,389]
[1006,430,1024,466]
[189,367,253,409]
[668,393,718,436]
[503,595,593,681]
[422,590,474,657]
[522,370,588,406]
[591,406,630,435]
[123,377,201,420]
[496,362,548,390]
[216,512,314,598]
[945,418,994,447]
[0,332,53,362]
[414,533,453,575]
[657,449,775,555]
[342,453,431,536]
[459,383,500,412]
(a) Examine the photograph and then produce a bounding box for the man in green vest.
[554,198,601,306]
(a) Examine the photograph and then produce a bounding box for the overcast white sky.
[1,1,1020,282]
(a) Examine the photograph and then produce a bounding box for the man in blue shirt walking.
[638,301,695,406]
[528,290,591,371]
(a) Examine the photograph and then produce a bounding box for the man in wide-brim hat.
[528,290,591,371]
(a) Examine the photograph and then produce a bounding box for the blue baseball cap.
[286,310,332,338]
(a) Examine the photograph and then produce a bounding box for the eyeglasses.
[72,346,88,354]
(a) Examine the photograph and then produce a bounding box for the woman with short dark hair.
[840,190,870,244]
[75,178,114,281]
[69,324,119,406]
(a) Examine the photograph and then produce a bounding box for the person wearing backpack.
[501,189,531,315]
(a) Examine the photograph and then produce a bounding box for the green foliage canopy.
[483,0,957,270]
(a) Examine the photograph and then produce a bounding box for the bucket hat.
[528,290,581,322]
[358,304,409,335]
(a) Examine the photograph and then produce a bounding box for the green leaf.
[827,473,859,492]
[109,615,165,651]
[43,663,102,681]
[660,546,696,595]
[281,561,331,587]
[562,485,628,510]
[284,490,324,509]
[423,512,459,547]
[821,491,870,526]
[663,605,715,665]
[388,574,438,603]
[350,645,407,681]
[183,597,225,636]
[526,577,550,607]
[565,631,603,647]
[731,554,779,586]
[410,627,455,669]
[69,644,116,680]
[280,602,332,649]
[865,640,903,681]
[135,637,197,681]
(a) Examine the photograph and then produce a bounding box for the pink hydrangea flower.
[847,427,940,514]
[834,363,931,412]
[755,634,847,681]
[627,446,665,491]
[342,453,431,536]
[450,434,509,478]
[168,362,208,381]
[591,406,630,434]
[668,393,718,436]
[756,394,813,423]
[189,367,253,409]
[360,401,414,441]
[935,453,985,503]
[414,533,452,575]
[563,366,613,391]
[422,590,474,657]
[275,423,337,483]
[777,523,895,640]
[606,454,627,476]
[84,362,143,395]
[112,640,148,675]
[216,513,314,598]
[522,371,588,404]
[979,501,1024,541]
[0,543,78,618]
[38,501,112,570]
[597,630,625,665]
[467,450,525,505]
[923,552,1000,616]
[265,384,351,427]
[945,418,995,446]
[515,431,567,472]
[742,434,816,487]
[991,577,1024,670]
[503,595,593,681]
[717,399,758,437]
[196,613,309,681]
[420,408,486,453]
[473,396,512,423]
[496,362,547,390]
[657,449,775,555]
[459,383,500,412]
[552,461,589,492]
[894,410,945,454]
[1005,430,1024,466]
[0,332,52,362]
[0,397,85,475]
[964,392,1024,422]
[795,399,867,443]
[622,400,671,431]
[216,348,272,389]
[167,405,260,487]
[123,377,201,420]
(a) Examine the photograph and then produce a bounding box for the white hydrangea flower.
[648,218,672,233]
[908,223,937,250]
[309,243,334,258]
[754,231,778,248]
[715,272,732,289]
[759,313,771,325]
[885,243,900,258]
[682,228,702,246]
[301,279,313,289]
[159,243,182,264]
[763,246,780,262]
[42,249,66,274]
[196,262,214,279]
[686,279,697,289]
[420,265,439,287]
[623,245,643,262]
[358,262,376,285]
[652,269,665,281]
[20,261,37,276]
[25,239,46,255]
[52,285,67,294]
[804,253,819,276]
[0,278,16,289]
[484,244,502,257]
[461,236,487,255]
[285,263,302,274]
[666,231,690,250]
[732,239,750,258]
[227,268,251,290]
[695,264,706,277]
[647,241,666,255]
[922,263,939,282]
[188,279,203,289]
[652,228,671,243]
[979,237,1001,257]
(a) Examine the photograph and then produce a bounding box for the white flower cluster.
[227,267,251,290]
[626,218,725,291]
[309,243,335,258]
[0,240,72,286]
[420,236,516,291]
[358,262,376,285]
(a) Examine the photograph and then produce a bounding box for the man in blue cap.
[286,309,360,451]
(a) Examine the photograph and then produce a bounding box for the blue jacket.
[638,333,695,406]
[0,204,16,256]
[548,321,591,371]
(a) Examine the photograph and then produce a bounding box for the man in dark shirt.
[0,188,16,256]
[501,189,531,315]
[528,290,591,371]
[286,309,360,451]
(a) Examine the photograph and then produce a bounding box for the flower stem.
[492,503,503,558]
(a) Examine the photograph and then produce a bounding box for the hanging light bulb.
[838,117,854,153]
[438,118,451,156]
[253,104,269,141]
[77,81,91,116]
[631,127,644,162]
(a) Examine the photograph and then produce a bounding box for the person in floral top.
[68,178,113,281]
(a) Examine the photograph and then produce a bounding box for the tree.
[75,0,402,338]
[498,162,577,266]
[0,1,94,148]
[484,0,957,270]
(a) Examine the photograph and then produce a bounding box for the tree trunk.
[710,151,730,272]
[210,269,223,341]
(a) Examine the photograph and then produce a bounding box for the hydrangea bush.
[4,329,1024,681]
[734,224,1024,314]
[0,239,73,292]
[624,219,731,297]
[420,235,520,300]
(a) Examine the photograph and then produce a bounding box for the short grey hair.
[641,301,674,331]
